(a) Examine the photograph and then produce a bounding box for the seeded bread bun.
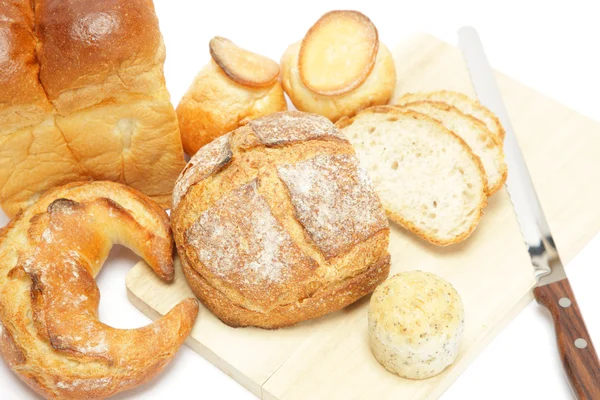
[368,271,465,379]
[171,111,391,329]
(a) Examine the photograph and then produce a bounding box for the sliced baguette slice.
[397,91,505,141]
[298,10,378,96]
[337,106,487,246]
[209,36,280,88]
[397,101,507,195]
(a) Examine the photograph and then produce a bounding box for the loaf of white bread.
[0,0,186,216]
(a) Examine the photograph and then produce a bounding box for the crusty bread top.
[0,0,170,118]
[172,133,233,209]
[172,111,390,323]
[248,110,346,145]
[35,0,168,113]
[184,179,319,310]
[277,153,387,257]
[0,1,52,129]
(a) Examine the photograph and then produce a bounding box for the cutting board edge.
[123,31,600,400]
[258,280,536,400]
[424,288,535,400]
[126,286,263,398]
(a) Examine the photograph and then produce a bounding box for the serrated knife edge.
[458,26,564,286]
[458,26,600,399]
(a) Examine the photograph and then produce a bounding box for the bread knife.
[458,26,600,399]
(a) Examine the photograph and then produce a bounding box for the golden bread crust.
[35,0,168,114]
[396,90,506,141]
[177,42,288,156]
[209,36,280,88]
[0,0,185,217]
[172,111,390,328]
[0,181,198,399]
[0,1,52,131]
[182,249,390,329]
[280,19,396,122]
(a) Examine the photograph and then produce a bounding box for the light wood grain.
[126,33,600,399]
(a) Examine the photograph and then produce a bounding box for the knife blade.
[458,26,600,399]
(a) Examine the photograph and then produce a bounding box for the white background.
[2,1,600,399]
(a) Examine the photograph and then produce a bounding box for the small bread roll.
[368,271,464,379]
[280,10,396,122]
[177,37,287,155]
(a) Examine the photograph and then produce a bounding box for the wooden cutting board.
[125,34,600,399]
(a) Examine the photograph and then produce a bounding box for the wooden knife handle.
[534,278,600,399]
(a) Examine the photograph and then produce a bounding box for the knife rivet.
[575,338,588,349]
[559,298,572,308]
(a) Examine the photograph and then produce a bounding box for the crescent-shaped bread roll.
[0,181,198,399]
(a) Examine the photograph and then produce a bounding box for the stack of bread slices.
[337,90,507,245]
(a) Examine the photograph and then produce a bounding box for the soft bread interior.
[397,90,505,141]
[339,109,487,245]
[398,101,507,195]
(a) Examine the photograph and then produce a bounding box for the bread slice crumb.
[338,106,487,245]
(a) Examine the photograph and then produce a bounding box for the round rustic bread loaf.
[171,110,391,329]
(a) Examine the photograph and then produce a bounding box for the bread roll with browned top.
[0,0,185,217]
[171,111,391,328]
[177,37,287,156]
[280,10,396,122]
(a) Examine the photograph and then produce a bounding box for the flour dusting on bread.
[278,154,387,258]
[249,110,346,146]
[172,111,390,328]
[172,133,232,208]
[185,180,313,283]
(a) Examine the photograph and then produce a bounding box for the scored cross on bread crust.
[277,154,388,258]
[172,111,391,329]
